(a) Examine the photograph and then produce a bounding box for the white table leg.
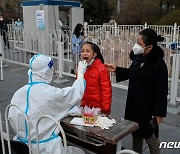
[116,140,122,153]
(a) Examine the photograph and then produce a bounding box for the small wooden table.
[60,116,138,154]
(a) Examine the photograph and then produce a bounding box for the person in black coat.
[0,17,10,48]
[106,28,168,154]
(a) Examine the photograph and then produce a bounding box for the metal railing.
[35,115,67,154]
[2,22,180,108]
[3,104,32,154]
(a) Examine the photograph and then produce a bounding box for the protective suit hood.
[28,54,53,83]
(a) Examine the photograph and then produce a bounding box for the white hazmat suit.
[8,54,87,154]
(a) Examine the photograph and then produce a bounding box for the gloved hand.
[77,60,87,79]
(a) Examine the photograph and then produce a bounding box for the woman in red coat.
[81,42,112,114]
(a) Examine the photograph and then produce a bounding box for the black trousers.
[132,133,160,154]
[2,31,9,48]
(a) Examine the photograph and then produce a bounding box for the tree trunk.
[159,0,162,16]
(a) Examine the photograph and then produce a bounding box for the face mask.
[132,43,144,55]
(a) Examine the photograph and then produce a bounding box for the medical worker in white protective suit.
[8,54,87,154]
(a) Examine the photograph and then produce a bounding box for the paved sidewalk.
[0,62,180,154]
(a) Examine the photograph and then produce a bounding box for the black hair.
[139,28,164,46]
[73,23,83,38]
[82,42,104,63]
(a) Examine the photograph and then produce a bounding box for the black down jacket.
[115,47,168,139]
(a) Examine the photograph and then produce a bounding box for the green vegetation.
[111,0,180,25]
[0,0,22,21]
[1,0,180,25]
[80,0,111,24]
[80,0,180,25]
[157,9,180,25]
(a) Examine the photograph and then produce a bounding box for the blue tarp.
[169,42,180,50]
[161,42,180,51]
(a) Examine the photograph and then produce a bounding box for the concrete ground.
[0,62,180,154]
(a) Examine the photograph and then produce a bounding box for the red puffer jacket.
[81,58,112,114]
